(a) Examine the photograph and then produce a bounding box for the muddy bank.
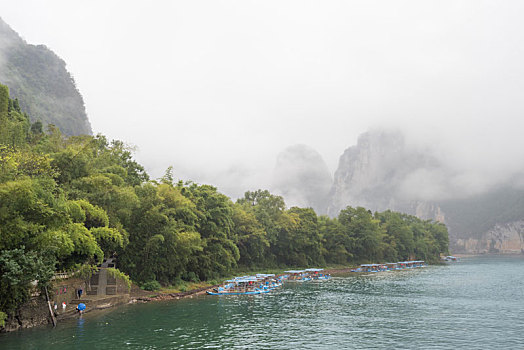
[323,267,354,275]
[134,285,219,302]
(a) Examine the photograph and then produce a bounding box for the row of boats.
[350,260,427,273]
[207,259,443,295]
[206,268,331,295]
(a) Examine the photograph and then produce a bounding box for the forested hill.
[0,18,91,136]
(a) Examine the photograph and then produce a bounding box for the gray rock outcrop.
[455,221,524,254]
[327,129,442,219]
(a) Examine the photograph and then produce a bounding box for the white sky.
[2,1,524,199]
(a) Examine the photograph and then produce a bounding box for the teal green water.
[2,255,524,349]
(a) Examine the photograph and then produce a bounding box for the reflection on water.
[2,256,524,349]
[73,316,85,347]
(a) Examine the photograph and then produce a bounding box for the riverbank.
[130,266,354,303]
[0,265,401,333]
[132,285,219,302]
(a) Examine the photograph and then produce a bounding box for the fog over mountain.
[331,127,524,207]
[271,144,332,214]
[2,1,524,205]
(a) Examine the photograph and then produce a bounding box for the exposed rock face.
[455,221,524,254]
[2,296,51,332]
[326,129,524,254]
[0,18,91,135]
[327,129,442,219]
[271,144,332,214]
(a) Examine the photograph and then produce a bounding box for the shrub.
[0,311,6,328]
[141,280,161,291]
[106,267,131,292]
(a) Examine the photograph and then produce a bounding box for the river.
[2,255,524,349]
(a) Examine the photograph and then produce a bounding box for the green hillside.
[0,18,91,136]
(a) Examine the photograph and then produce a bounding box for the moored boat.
[352,260,427,273]
[385,263,398,271]
[206,277,270,295]
[207,273,287,295]
[256,274,283,290]
[284,270,312,282]
[442,255,460,262]
[305,268,331,280]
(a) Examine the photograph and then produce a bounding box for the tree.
[376,211,414,260]
[90,227,124,257]
[0,84,9,143]
[237,190,286,263]
[319,215,351,264]
[276,207,324,267]
[231,204,269,267]
[0,248,54,314]
[339,207,385,263]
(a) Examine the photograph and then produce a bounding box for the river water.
[2,255,524,349]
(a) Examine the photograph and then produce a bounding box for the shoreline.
[132,284,219,303]
[0,263,436,333]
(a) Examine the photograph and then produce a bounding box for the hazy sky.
[2,1,524,199]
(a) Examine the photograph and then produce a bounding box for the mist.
[0,19,15,71]
[2,1,524,203]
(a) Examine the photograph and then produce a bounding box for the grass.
[159,281,213,294]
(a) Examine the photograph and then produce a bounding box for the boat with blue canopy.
[207,277,270,295]
[207,273,287,295]
[352,260,427,273]
[284,270,312,282]
[305,268,331,280]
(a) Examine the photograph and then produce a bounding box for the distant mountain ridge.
[0,18,91,135]
[273,129,524,254]
[271,144,332,214]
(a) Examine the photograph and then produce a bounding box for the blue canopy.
[77,303,86,311]
[237,277,258,282]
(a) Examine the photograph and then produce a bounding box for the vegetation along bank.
[0,83,449,331]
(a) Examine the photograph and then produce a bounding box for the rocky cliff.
[327,129,442,219]
[0,18,91,135]
[327,129,524,254]
[455,221,524,254]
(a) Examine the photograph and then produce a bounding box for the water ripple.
[2,256,524,349]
